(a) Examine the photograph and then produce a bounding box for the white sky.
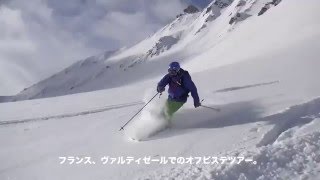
[0,0,211,95]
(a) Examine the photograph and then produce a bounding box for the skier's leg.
[164,99,184,124]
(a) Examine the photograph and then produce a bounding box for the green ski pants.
[163,99,185,121]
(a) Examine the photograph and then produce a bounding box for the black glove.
[157,86,165,93]
[194,101,201,108]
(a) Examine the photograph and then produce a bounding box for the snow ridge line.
[0,101,143,126]
[257,97,320,147]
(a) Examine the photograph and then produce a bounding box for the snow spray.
[125,89,168,141]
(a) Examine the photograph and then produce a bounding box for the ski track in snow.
[0,101,143,126]
[214,80,280,93]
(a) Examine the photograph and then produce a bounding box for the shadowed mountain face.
[146,36,179,58]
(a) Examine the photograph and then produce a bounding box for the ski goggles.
[168,68,179,76]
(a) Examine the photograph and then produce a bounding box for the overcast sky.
[0,0,211,95]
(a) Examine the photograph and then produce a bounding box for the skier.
[157,61,201,123]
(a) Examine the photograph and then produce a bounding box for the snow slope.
[1,0,320,179]
[6,0,262,101]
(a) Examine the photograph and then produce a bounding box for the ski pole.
[119,92,159,131]
[201,105,220,112]
[200,99,220,112]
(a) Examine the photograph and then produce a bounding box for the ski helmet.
[168,61,180,76]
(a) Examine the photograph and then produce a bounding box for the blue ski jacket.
[157,68,200,106]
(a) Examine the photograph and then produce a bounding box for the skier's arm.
[183,74,200,107]
[157,75,170,92]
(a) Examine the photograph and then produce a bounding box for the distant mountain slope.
[9,0,315,102]
[1,1,320,179]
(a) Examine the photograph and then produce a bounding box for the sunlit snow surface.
[1,0,320,179]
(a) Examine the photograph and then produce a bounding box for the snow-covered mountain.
[1,0,320,179]
[6,0,286,102]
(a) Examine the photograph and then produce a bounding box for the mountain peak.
[183,5,199,14]
[176,5,199,18]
